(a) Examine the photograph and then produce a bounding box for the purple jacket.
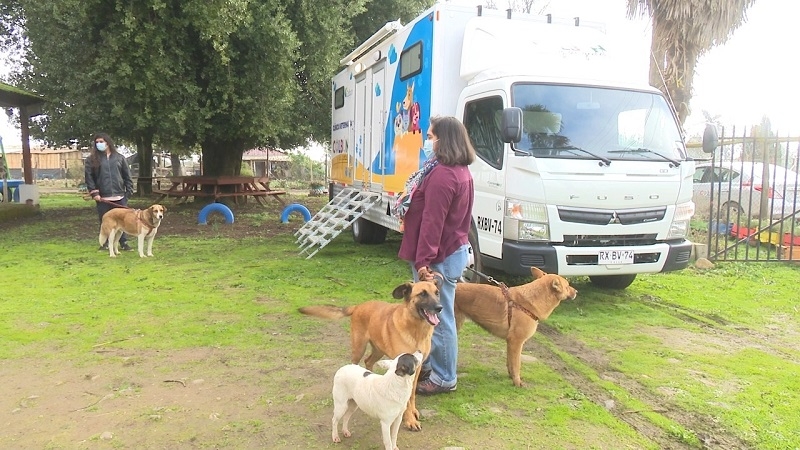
[398,163,474,270]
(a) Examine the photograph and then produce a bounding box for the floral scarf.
[391,158,439,224]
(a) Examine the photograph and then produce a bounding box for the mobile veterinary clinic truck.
[314,1,717,289]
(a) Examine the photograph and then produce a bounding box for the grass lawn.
[0,192,798,449]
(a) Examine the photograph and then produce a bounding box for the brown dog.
[99,204,167,258]
[299,280,442,431]
[454,267,577,387]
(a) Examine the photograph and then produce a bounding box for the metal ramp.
[295,187,382,259]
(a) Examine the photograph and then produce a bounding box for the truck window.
[511,83,685,161]
[399,42,423,81]
[334,86,345,109]
[464,96,504,169]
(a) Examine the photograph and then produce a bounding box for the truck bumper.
[494,239,693,277]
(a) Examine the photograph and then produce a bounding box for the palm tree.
[627,0,756,125]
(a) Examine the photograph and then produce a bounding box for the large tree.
[627,0,756,125]
[1,0,443,182]
[1,0,366,182]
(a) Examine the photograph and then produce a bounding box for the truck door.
[353,72,371,187]
[462,93,506,260]
[370,64,386,189]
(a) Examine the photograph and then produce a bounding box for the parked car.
[693,161,800,221]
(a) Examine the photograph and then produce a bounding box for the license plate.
[599,249,635,265]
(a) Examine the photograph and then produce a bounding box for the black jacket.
[84,152,133,198]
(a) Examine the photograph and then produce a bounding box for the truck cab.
[460,80,697,289]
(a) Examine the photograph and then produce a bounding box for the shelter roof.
[0,82,44,108]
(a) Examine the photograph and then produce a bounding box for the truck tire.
[461,226,483,283]
[352,217,387,245]
[589,274,637,289]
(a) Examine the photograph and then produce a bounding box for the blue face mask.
[421,139,437,159]
[96,142,107,152]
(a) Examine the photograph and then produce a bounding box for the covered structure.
[0,81,45,185]
[243,147,290,178]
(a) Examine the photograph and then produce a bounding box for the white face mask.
[422,139,437,159]
[96,142,107,152]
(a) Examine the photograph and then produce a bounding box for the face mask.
[96,142,107,152]
[422,139,437,159]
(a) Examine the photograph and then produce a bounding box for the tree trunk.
[649,16,697,126]
[201,138,246,193]
[136,134,154,196]
[170,153,183,176]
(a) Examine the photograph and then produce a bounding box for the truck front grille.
[558,206,667,225]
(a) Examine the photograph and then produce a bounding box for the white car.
[693,162,800,220]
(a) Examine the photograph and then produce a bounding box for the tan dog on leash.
[99,204,166,258]
[455,267,577,387]
[299,280,442,431]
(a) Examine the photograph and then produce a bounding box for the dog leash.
[83,195,133,210]
[464,267,540,325]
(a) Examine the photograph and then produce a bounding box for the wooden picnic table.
[153,175,286,206]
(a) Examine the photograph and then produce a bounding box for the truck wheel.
[352,217,387,245]
[589,274,637,289]
[461,226,483,283]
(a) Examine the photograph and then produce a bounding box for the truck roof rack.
[339,20,403,67]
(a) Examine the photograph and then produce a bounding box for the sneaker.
[119,243,133,251]
[415,379,456,396]
[419,368,432,382]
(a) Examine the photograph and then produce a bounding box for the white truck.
[306,0,717,289]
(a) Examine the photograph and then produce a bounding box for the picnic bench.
[153,176,286,206]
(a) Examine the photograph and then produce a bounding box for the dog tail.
[298,305,353,320]
[98,226,110,246]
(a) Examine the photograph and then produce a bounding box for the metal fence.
[694,127,800,262]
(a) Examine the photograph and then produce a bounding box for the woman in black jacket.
[84,132,134,250]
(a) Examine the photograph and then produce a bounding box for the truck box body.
[328,1,695,286]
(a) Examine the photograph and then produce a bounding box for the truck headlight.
[505,199,549,241]
[667,201,695,239]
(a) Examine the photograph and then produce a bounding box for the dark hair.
[87,132,118,170]
[430,116,475,166]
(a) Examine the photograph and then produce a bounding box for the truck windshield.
[511,83,686,161]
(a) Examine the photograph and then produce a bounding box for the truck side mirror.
[702,124,718,154]
[501,107,523,144]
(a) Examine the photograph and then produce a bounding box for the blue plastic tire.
[198,202,234,225]
[280,203,312,223]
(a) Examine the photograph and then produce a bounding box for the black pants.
[96,197,129,246]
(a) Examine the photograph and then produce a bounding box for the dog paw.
[332,434,341,443]
[404,420,422,431]
[342,429,351,438]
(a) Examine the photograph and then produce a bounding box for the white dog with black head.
[331,351,423,450]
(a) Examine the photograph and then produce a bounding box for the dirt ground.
[0,190,755,449]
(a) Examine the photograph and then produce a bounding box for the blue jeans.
[411,244,469,388]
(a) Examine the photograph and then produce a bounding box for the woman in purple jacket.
[398,116,475,395]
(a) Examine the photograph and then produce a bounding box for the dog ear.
[392,282,413,300]
[550,278,563,292]
[432,274,443,289]
[373,358,392,371]
[531,267,546,279]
